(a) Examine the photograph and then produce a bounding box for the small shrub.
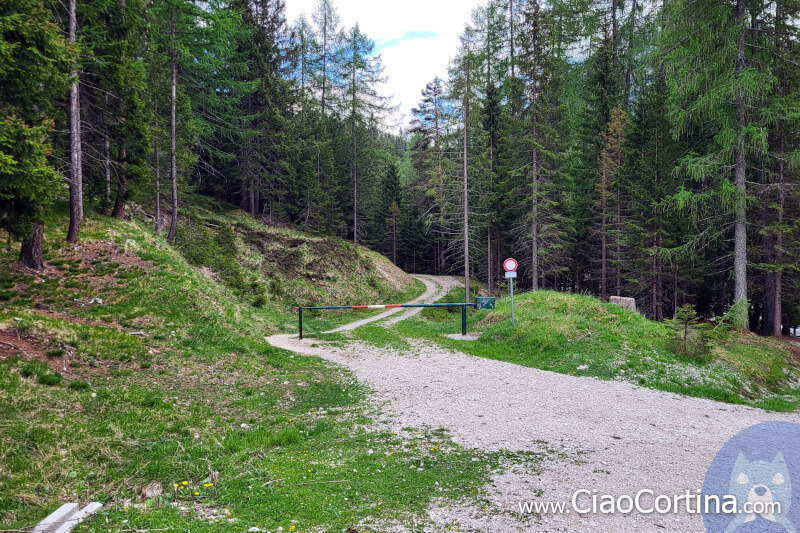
[0,289,18,301]
[252,292,267,308]
[70,361,81,368]
[15,319,34,334]
[141,362,151,369]
[268,279,283,297]
[20,361,41,377]
[37,372,63,386]
[46,349,65,357]
[68,380,91,391]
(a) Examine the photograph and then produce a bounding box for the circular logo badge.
[703,422,800,533]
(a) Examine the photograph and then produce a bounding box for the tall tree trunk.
[624,0,637,106]
[463,53,470,302]
[67,0,82,244]
[111,178,127,218]
[167,6,178,245]
[321,18,327,115]
[488,231,494,292]
[104,136,111,204]
[601,166,608,301]
[509,0,515,78]
[248,179,256,215]
[615,187,621,296]
[672,261,678,319]
[351,59,358,243]
[767,2,786,337]
[530,0,540,291]
[772,153,784,337]
[104,93,111,206]
[732,0,749,330]
[651,226,658,319]
[155,144,161,235]
[20,223,45,270]
[154,100,161,235]
[112,149,127,219]
[392,214,397,265]
[611,0,619,67]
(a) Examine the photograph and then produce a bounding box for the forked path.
[267,277,800,532]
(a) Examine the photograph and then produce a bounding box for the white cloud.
[284,0,485,131]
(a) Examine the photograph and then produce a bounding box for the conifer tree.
[0,0,69,269]
[661,0,776,330]
[340,24,389,242]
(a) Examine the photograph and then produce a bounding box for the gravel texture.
[268,276,800,532]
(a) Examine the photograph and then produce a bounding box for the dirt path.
[268,277,800,532]
[327,275,456,333]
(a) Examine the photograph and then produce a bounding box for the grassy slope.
[331,288,800,412]
[0,203,537,531]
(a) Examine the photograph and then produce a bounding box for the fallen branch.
[260,478,284,487]
[0,340,34,359]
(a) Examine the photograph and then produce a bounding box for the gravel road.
[268,276,800,532]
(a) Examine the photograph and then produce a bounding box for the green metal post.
[462,305,467,336]
[298,307,303,340]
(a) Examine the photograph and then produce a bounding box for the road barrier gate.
[297,296,496,339]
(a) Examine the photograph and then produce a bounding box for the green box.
[475,296,495,310]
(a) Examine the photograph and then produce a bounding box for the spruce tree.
[0,0,69,269]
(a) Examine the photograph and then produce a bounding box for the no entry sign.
[503,258,517,325]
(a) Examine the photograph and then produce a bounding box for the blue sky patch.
[375,30,437,51]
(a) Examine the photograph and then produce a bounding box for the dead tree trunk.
[20,223,45,270]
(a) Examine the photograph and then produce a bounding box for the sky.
[284,0,485,131]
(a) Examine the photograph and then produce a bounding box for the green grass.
[335,288,800,412]
[0,201,522,531]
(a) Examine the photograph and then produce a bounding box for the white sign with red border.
[503,258,518,273]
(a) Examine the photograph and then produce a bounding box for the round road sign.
[503,258,518,272]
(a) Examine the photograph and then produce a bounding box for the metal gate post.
[461,305,467,336]
[299,307,303,340]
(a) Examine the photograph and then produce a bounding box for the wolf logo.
[725,452,795,533]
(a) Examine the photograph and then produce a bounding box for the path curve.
[267,278,800,532]
[326,275,456,333]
